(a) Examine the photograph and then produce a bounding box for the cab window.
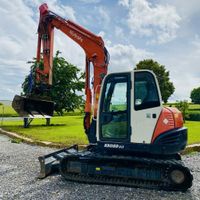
[100,75,129,140]
[134,72,160,110]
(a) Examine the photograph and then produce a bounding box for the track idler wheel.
[168,166,193,191]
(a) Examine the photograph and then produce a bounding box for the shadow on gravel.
[48,177,195,200]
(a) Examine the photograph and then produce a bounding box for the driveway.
[0,134,200,200]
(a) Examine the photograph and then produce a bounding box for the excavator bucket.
[12,95,54,117]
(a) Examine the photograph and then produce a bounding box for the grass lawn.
[165,103,200,110]
[1,115,199,145]
[0,104,199,146]
[188,104,200,110]
[185,121,200,144]
[1,116,88,146]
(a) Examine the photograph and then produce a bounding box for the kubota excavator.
[12,3,193,191]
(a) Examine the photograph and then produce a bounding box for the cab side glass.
[134,72,160,110]
[101,75,129,140]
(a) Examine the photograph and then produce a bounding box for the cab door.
[98,73,131,142]
[131,71,162,144]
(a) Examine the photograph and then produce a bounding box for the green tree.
[190,87,200,104]
[22,51,85,115]
[175,100,189,123]
[135,59,175,103]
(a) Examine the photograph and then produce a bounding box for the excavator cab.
[97,70,187,156]
[97,70,161,143]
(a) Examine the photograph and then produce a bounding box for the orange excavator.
[12,3,109,137]
[12,3,193,191]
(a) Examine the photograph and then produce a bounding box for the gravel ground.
[0,134,200,200]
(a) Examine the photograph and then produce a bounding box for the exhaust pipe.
[12,95,54,117]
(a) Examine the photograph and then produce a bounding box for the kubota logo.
[69,30,83,42]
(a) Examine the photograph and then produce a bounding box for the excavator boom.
[12,3,109,131]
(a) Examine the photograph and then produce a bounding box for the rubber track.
[60,154,193,192]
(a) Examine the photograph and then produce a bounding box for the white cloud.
[118,0,130,7]
[164,0,200,19]
[79,0,101,3]
[155,35,200,101]
[107,42,153,73]
[115,26,124,39]
[0,37,22,58]
[25,0,76,21]
[98,31,106,38]
[98,32,152,73]
[60,5,76,21]
[97,6,110,27]
[54,30,85,69]
[120,0,181,44]
[192,34,200,53]
[0,0,38,99]
[0,0,79,99]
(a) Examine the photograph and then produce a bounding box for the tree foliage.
[175,100,189,123]
[190,87,200,104]
[135,59,175,103]
[22,51,85,115]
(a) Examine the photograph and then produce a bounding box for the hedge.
[186,111,200,121]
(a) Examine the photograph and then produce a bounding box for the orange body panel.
[151,107,183,143]
[166,107,184,128]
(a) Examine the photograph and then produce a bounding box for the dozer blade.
[38,145,78,179]
[12,95,54,117]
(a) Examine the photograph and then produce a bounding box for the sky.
[0,0,199,101]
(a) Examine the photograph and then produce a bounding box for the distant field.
[0,100,12,106]
[0,105,18,117]
[188,104,200,110]
[0,104,82,117]
[165,103,200,110]
[1,103,199,117]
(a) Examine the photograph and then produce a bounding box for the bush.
[190,87,200,104]
[175,101,189,123]
[186,111,200,121]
